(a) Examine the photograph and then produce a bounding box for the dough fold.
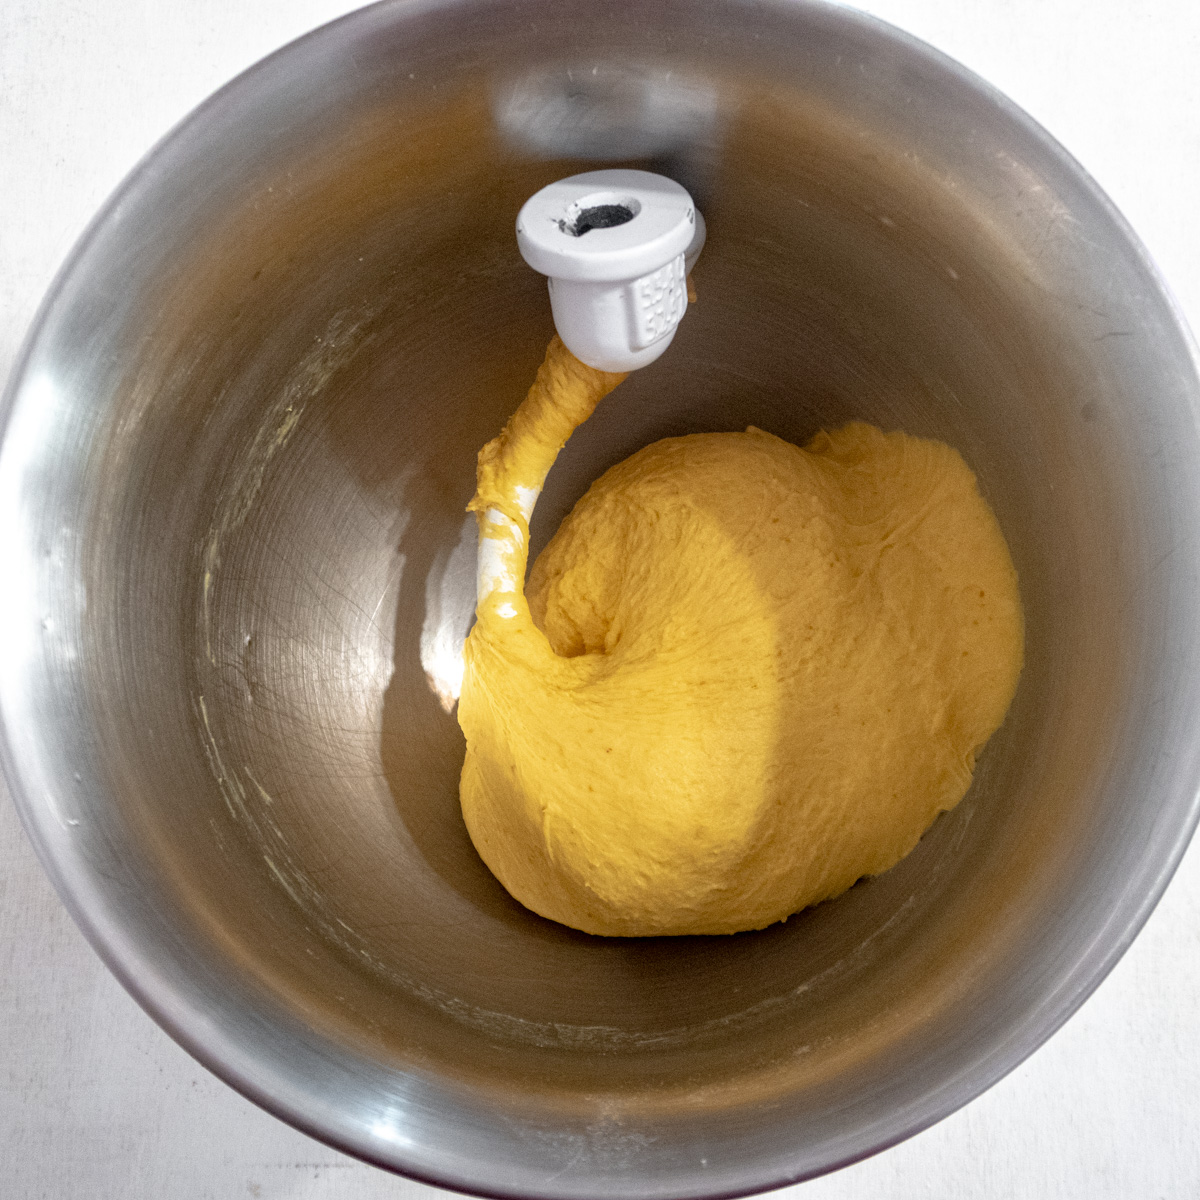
[458,338,1023,936]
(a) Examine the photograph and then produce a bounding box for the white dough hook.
[516,169,706,372]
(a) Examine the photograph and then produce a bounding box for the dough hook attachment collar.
[516,169,705,372]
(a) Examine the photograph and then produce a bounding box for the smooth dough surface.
[458,338,1023,937]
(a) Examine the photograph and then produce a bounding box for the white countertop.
[3,1,1199,1196]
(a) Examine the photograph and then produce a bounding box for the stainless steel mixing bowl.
[3,1,1200,1195]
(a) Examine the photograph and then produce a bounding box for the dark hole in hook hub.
[560,204,635,236]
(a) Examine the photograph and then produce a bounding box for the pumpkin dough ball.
[458,338,1023,936]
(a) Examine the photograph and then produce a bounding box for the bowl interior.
[4,2,1200,1197]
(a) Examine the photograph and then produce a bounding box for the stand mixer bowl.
[3,1,1200,1196]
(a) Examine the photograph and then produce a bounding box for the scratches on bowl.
[200,304,378,667]
[196,693,250,825]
